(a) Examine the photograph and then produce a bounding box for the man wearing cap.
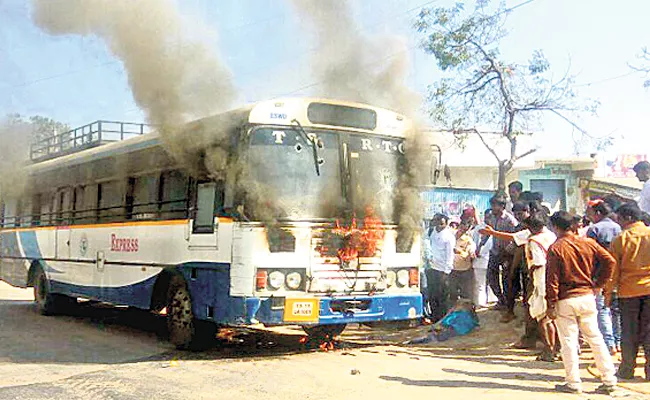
[633,161,650,213]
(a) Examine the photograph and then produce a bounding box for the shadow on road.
[0,299,370,366]
[379,375,557,393]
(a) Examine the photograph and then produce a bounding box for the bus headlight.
[386,270,397,287]
[268,271,285,290]
[285,272,302,290]
[396,269,409,287]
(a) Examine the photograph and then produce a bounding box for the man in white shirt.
[482,211,559,361]
[633,161,650,213]
[424,213,456,322]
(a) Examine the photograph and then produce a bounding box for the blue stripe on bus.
[18,231,42,258]
[18,231,63,274]
[1,232,21,258]
[50,275,159,309]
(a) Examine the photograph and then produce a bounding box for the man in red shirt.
[546,211,618,394]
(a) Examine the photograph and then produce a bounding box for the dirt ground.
[1,281,650,400]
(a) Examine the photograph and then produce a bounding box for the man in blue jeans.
[586,200,621,355]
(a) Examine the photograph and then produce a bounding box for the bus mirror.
[430,145,442,185]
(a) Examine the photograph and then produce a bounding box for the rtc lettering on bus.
[110,234,139,252]
[360,139,405,154]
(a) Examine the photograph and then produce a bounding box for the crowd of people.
[421,161,650,395]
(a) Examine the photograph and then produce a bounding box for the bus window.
[15,199,22,227]
[31,194,42,226]
[3,199,17,227]
[194,182,216,233]
[40,194,52,226]
[56,188,73,225]
[0,200,4,228]
[77,185,97,225]
[160,170,188,220]
[128,174,158,220]
[21,197,32,227]
[72,186,84,225]
[98,181,124,222]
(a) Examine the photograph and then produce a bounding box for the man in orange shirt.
[607,204,650,380]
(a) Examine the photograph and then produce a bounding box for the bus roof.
[248,98,413,138]
[27,97,413,175]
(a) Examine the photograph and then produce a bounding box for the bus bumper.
[252,293,422,326]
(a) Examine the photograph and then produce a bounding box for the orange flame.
[316,207,385,262]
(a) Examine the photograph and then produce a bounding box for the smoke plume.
[288,0,421,116]
[31,0,236,151]
[0,118,32,198]
[289,0,426,241]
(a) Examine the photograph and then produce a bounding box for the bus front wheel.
[166,275,216,351]
[302,324,347,341]
[33,268,75,316]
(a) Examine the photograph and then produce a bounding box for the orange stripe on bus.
[0,217,235,233]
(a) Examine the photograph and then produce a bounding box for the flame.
[316,207,385,263]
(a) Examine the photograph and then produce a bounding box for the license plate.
[283,298,320,323]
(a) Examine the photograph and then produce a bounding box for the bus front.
[241,99,422,335]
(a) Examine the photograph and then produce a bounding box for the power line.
[574,70,642,87]
[505,0,538,13]
[5,0,438,92]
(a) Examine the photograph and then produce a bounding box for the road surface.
[1,282,649,399]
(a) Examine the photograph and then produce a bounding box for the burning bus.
[0,98,432,349]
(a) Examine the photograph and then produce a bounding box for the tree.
[6,114,70,143]
[630,47,650,87]
[0,114,70,197]
[415,0,593,191]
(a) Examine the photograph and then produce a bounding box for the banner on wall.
[420,187,494,221]
[605,154,648,178]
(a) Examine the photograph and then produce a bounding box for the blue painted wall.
[420,187,494,221]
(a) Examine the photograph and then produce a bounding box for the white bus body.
[0,98,424,348]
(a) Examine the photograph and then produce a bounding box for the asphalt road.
[2,282,649,400]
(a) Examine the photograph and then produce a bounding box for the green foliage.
[415,0,594,189]
[10,114,70,142]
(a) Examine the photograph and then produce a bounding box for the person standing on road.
[449,220,476,304]
[485,194,517,310]
[506,181,523,213]
[585,200,620,355]
[633,161,650,213]
[606,204,650,380]
[424,213,456,322]
[472,209,495,307]
[480,211,559,361]
[501,201,531,323]
[546,211,618,395]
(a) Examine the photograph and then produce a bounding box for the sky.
[1,0,649,160]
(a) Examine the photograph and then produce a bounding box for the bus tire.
[302,324,347,340]
[33,267,75,316]
[166,275,216,351]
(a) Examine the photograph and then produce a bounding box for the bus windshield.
[347,134,404,223]
[248,127,343,219]
[247,127,405,222]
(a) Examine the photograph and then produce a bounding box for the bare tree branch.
[513,147,537,162]
[456,127,502,164]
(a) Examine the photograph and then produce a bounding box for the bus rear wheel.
[33,268,75,316]
[166,275,216,351]
[302,324,347,341]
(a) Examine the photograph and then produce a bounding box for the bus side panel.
[178,263,253,325]
[48,269,160,309]
[0,231,29,287]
